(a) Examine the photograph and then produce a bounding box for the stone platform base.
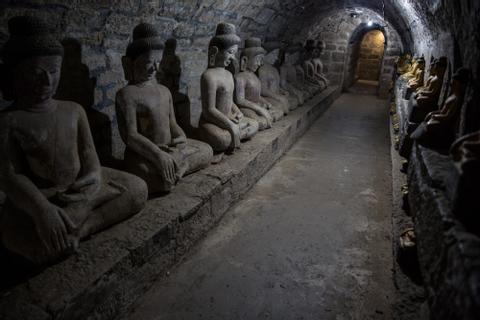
[407,143,480,320]
[0,87,340,320]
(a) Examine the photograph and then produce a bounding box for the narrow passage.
[124,92,394,320]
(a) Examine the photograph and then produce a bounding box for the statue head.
[417,57,426,69]
[2,16,64,104]
[304,39,316,58]
[451,67,470,94]
[123,23,164,84]
[315,40,326,57]
[240,37,266,72]
[435,57,448,74]
[208,23,241,68]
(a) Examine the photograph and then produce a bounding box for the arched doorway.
[355,30,385,83]
[343,23,390,97]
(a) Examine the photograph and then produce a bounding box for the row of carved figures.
[0,17,329,265]
[394,53,479,235]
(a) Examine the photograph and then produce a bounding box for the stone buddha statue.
[116,23,213,194]
[302,39,326,91]
[396,53,412,75]
[311,40,329,88]
[411,68,470,149]
[406,57,425,91]
[408,57,448,123]
[195,23,259,154]
[257,40,297,112]
[278,47,306,105]
[401,57,420,81]
[0,16,148,265]
[234,38,278,130]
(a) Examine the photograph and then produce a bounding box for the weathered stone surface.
[0,87,340,320]
[407,143,480,320]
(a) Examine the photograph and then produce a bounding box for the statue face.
[246,54,264,72]
[216,44,238,68]
[133,50,162,83]
[13,55,62,104]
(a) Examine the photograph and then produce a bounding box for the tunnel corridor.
[0,1,479,320]
[123,87,394,320]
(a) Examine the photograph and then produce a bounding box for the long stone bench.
[0,86,340,320]
[407,143,480,320]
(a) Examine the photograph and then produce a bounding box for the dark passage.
[123,91,394,320]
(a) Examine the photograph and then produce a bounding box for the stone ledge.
[0,86,340,320]
[408,143,480,320]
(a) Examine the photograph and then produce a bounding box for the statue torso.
[236,71,262,103]
[313,58,323,74]
[258,64,280,92]
[119,83,173,146]
[3,101,84,189]
[202,68,235,117]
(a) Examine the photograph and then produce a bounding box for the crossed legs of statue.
[0,168,147,265]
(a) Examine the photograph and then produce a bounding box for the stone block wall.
[0,0,307,161]
[293,8,402,96]
[356,30,385,81]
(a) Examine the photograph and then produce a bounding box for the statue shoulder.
[157,83,173,99]
[56,100,86,118]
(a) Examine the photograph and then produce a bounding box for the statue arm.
[0,118,51,219]
[168,91,187,145]
[116,92,167,164]
[63,106,103,201]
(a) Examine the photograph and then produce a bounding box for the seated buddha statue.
[411,68,470,149]
[195,23,259,154]
[408,57,448,123]
[257,40,297,112]
[311,40,329,88]
[396,53,412,75]
[234,38,278,130]
[302,40,326,91]
[401,57,420,81]
[0,16,148,265]
[406,57,425,91]
[278,47,306,105]
[116,23,213,194]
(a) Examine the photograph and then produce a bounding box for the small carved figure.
[406,57,425,91]
[0,16,148,265]
[278,47,306,105]
[302,40,326,91]
[395,53,412,75]
[408,57,448,123]
[257,41,296,112]
[234,38,277,130]
[411,68,470,149]
[401,56,420,81]
[117,23,213,194]
[195,23,259,154]
[311,40,329,88]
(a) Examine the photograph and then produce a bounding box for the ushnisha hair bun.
[2,15,64,66]
[126,22,164,60]
[209,22,241,51]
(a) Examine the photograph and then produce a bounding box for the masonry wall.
[0,0,305,162]
[356,30,385,81]
[294,8,402,97]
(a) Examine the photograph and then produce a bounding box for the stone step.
[0,87,340,320]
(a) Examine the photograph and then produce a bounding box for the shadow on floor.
[346,79,379,95]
